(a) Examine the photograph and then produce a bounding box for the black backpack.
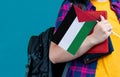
[25,27,65,77]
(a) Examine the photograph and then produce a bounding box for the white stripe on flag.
[58,17,85,51]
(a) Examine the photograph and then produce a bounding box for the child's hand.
[89,15,112,45]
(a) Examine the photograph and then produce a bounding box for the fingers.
[97,15,107,23]
[100,15,105,21]
[107,28,112,36]
[98,15,111,27]
[96,15,112,35]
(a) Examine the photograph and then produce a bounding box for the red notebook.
[74,5,108,54]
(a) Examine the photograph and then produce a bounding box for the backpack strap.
[25,27,54,77]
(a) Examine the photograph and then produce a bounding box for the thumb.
[100,15,105,21]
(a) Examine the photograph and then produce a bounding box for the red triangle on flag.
[73,5,107,22]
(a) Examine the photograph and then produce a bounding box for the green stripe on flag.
[67,21,96,55]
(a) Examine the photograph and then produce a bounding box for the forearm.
[49,35,96,64]
[49,16,112,64]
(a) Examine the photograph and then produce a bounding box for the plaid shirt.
[54,0,120,77]
[66,59,97,77]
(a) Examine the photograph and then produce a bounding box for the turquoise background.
[0,0,62,77]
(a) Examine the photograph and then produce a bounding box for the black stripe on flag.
[52,5,76,44]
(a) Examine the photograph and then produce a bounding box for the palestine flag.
[52,5,107,55]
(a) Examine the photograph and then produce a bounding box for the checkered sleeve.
[54,0,72,32]
[111,1,120,21]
